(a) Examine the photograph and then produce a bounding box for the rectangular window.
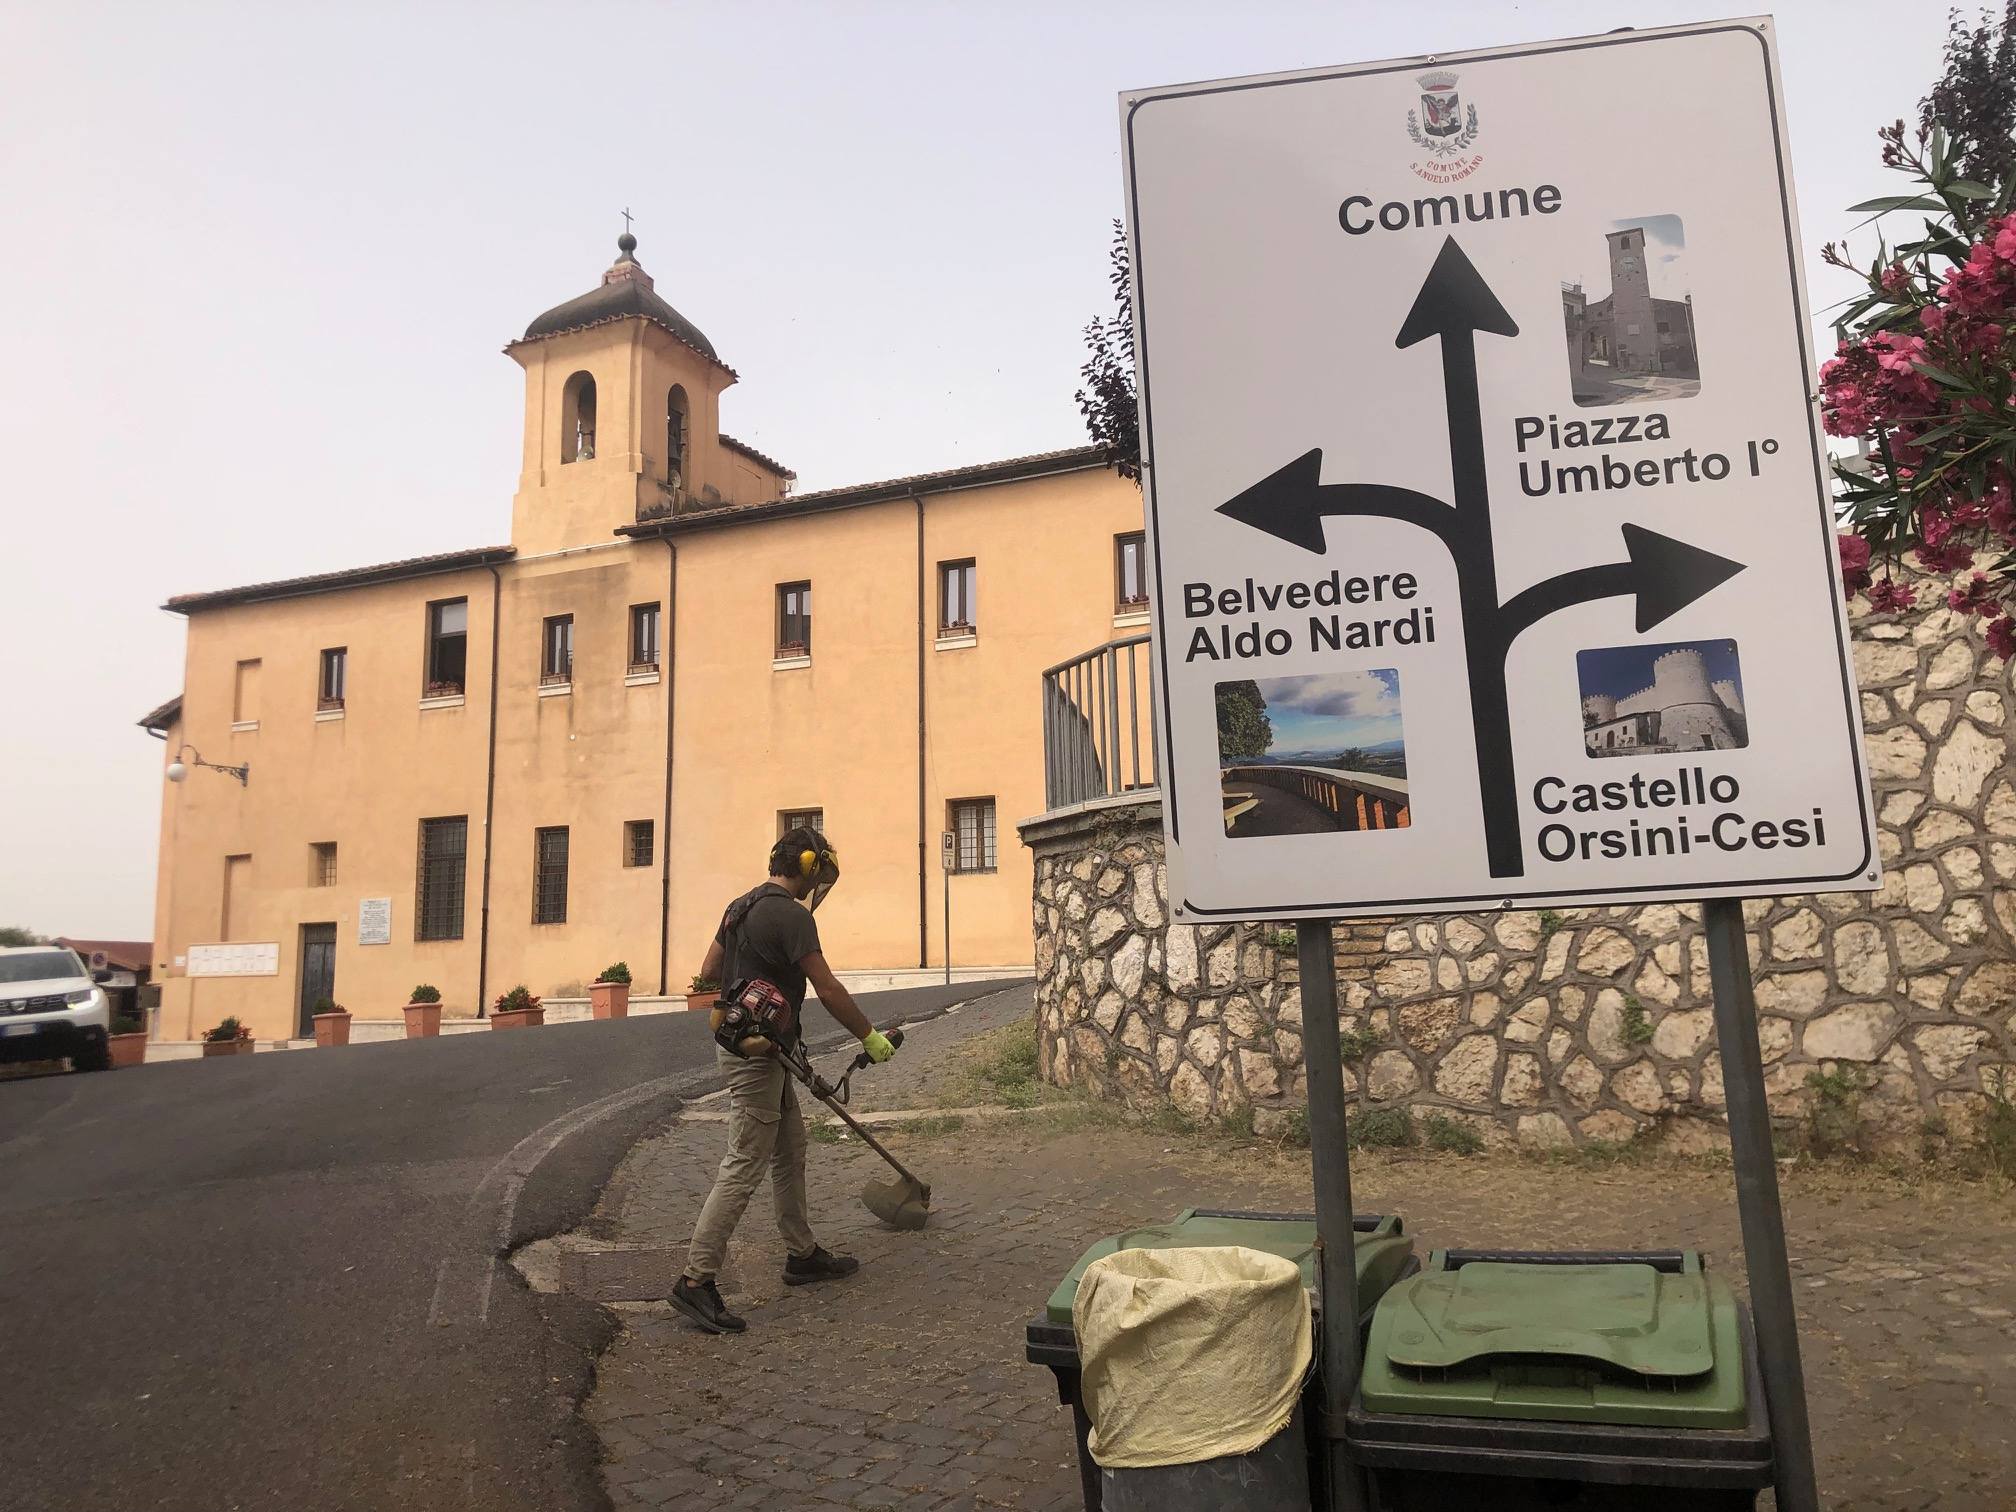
[625,819,655,868]
[779,807,824,837]
[222,853,251,937]
[776,581,812,657]
[533,826,570,924]
[233,660,261,725]
[415,817,468,941]
[318,648,347,710]
[628,603,660,672]
[426,599,468,697]
[1116,532,1149,610]
[311,842,338,888]
[939,559,977,634]
[541,614,574,685]
[949,798,997,874]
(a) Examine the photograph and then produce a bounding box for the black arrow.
[1500,525,1748,640]
[1211,237,1747,881]
[1216,449,1454,553]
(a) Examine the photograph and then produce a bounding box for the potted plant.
[311,997,352,1048]
[404,984,442,1039]
[591,961,632,1019]
[491,985,544,1030]
[201,1017,255,1058]
[686,974,720,1014]
[108,1001,147,1068]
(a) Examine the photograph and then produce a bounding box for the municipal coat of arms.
[1407,70,1478,156]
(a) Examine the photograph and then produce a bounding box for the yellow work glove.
[862,1029,896,1064]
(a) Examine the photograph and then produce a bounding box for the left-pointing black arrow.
[1215,449,1455,552]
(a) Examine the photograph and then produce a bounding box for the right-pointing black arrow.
[1500,524,1747,640]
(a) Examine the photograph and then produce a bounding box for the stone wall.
[1020,600,2016,1151]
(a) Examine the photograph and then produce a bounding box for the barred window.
[534,826,570,924]
[949,798,996,874]
[416,817,467,941]
[779,807,824,837]
[311,842,338,888]
[624,819,655,868]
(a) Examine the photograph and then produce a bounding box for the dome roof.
[521,234,719,361]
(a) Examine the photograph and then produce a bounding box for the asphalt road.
[0,981,1021,1512]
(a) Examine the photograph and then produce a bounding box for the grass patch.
[1620,995,1655,1047]
[939,1019,1058,1111]
[1978,1080,2016,1178]
[1538,909,1565,942]
[1422,1113,1485,1155]
[1336,1027,1383,1063]
[1805,1066,1872,1159]
[808,1121,845,1145]
[894,1114,968,1138]
[1349,1107,1416,1150]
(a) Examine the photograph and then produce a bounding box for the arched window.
[666,384,688,483]
[561,371,596,463]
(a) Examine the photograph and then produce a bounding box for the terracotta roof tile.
[719,433,795,479]
[165,546,516,614]
[138,695,181,733]
[54,938,153,972]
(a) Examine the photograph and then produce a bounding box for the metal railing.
[1041,634,1157,810]
[1221,764,1411,832]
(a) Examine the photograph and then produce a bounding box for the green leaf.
[1948,179,1996,200]
[1913,360,1971,387]
[1846,194,1947,214]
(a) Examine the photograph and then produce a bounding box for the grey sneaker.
[668,1275,746,1333]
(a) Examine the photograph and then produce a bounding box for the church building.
[142,235,1145,1042]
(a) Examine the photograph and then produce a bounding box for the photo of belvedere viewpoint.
[1216,670,1412,837]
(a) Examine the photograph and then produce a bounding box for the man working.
[669,825,898,1335]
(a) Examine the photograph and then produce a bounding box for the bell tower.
[506,233,778,554]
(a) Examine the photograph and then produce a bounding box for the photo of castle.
[1216,671,1411,838]
[1561,215,1701,406]
[1576,639,1747,758]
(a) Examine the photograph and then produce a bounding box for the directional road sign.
[1123,17,1879,920]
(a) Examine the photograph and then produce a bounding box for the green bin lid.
[1044,1208,1412,1327]
[1359,1251,1749,1430]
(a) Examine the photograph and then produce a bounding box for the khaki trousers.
[685,1046,817,1280]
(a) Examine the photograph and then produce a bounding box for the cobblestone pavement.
[560,987,2016,1512]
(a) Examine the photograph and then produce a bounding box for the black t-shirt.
[716,884,822,1011]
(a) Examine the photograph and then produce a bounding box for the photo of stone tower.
[1576,639,1746,758]
[1562,216,1702,406]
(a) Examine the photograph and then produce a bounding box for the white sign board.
[358,897,393,946]
[1124,17,1879,921]
[186,942,280,977]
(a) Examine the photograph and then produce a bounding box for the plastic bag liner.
[1073,1244,1312,1469]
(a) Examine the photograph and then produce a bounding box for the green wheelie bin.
[1346,1249,1775,1510]
[1025,1208,1417,1511]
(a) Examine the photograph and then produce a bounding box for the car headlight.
[65,989,101,1007]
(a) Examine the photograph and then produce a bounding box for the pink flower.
[1838,533,1873,597]
[1950,572,1998,616]
[1989,615,2016,660]
[1880,262,1912,295]
[1867,577,1918,613]
[1922,304,1948,334]
[1916,536,1977,573]
[1921,504,1955,547]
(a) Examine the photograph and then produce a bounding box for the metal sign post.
[1702,896,1820,1512]
[941,831,955,986]
[1298,919,1367,1512]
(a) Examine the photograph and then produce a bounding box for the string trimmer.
[776,1027,933,1230]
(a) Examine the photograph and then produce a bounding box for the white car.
[0,944,113,1072]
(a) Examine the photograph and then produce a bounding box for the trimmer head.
[862,1173,932,1230]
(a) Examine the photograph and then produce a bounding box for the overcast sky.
[0,2,1949,939]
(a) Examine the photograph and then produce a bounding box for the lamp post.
[164,744,250,787]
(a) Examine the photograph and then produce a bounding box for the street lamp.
[165,744,250,787]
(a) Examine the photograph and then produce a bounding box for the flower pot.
[404,1003,442,1038]
[202,1038,255,1058]
[491,1007,544,1030]
[108,1032,148,1069]
[685,990,719,1014]
[590,981,631,1019]
[312,1011,352,1048]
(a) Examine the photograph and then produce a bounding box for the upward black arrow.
[1211,237,1747,879]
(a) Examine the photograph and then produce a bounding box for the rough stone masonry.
[1019,593,2016,1151]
